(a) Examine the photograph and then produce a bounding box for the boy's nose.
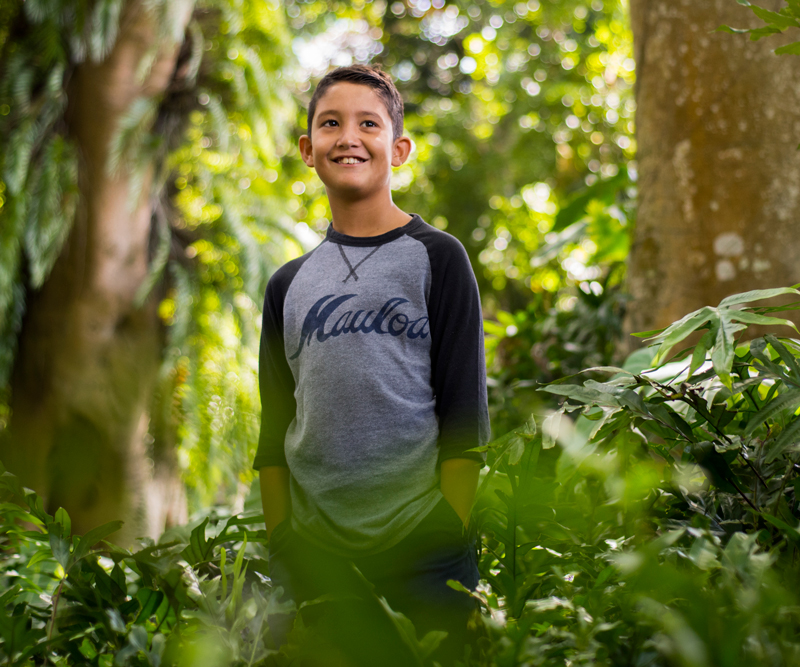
[336,124,361,147]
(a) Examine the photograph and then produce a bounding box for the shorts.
[267,496,480,665]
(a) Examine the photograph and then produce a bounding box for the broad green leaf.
[749,25,785,40]
[25,548,54,571]
[743,388,800,437]
[507,435,525,465]
[542,410,563,449]
[776,41,800,54]
[728,310,797,331]
[72,520,123,564]
[585,380,650,416]
[751,5,800,30]
[48,530,70,569]
[765,335,800,380]
[542,384,621,407]
[719,287,800,308]
[765,416,800,463]
[54,507,71,537]
[717,24,751,34]
[689,331,713,378]
[651,307,715,365]
[182,516,211,565]
[763,514,800,544]
[552,167,628,232]
[630,327,666,338]
[711,312,747,388]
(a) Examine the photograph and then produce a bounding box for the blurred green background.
[3,0,800,665]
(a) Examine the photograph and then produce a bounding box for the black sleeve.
[252,256,309,469]
[408,224,491,464]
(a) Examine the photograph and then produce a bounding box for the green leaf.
[686,441,743,493]
[182,517,211,565]
[786,0,800,17]
[48,531,70,569]
[507,435,526,465]
[717,24,751,34]
[54,507,71,537]
[765,416,800,463]
[765,335,800,380]
[689,331,713,377]
[749,25,785,39]
[728,310,797,331]
[711,312,746,388]
[552,167,629,232]
[743,388,800,437]
[763,513,800,543]
[775,40,800,54]
[719,287,800,308]
[541,383,621,408]
[651,307,715,365]
[630,327,666,338]
[72,520,123,564]
[751,5,800,30]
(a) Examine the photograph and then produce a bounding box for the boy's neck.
[328,191,412,238]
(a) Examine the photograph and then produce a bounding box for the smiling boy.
[254,65,489,663]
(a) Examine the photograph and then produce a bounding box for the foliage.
[0,0,302,508]
[6,289,800,666]
[469,287,800,665]
[0,0,636,516]
[719,0,800,55]
[0,460,290,667]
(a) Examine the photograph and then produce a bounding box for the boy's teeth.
[339,157,362,164]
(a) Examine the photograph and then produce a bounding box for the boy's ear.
[391,136,413,167]
[299,135,315,168]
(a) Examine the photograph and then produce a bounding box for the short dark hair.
[307,65,404,140]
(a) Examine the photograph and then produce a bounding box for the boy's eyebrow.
[316,109,384,120]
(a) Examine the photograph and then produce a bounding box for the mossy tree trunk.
[1,1,193,543]
[628,0,800,335]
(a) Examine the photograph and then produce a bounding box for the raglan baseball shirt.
[253,214,490,557]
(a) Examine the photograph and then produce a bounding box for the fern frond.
[89,0,122,63]
[4,118,36,195]
[135,203,172,306]
[106,96,159,178]
[23,135,77,288]
[206,94,230,153]
[184,20,204,87]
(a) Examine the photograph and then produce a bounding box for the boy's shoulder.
[405,216,471,270]
[265,244,321,299]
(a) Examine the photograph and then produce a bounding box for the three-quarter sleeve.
[253,274,297,469]
[416,229,490,463]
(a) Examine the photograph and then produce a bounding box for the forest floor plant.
[3,287,800,666]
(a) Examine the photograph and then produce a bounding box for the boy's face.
[299,82,411,202]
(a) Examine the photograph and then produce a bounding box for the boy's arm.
[260,466,291,538]
[440,458,481,527]
[253,269,299,536]
[409,227,491,521]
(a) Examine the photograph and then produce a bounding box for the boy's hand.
[440,458,482,527]
[259,466,291,539]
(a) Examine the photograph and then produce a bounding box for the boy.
[254,64,490,664]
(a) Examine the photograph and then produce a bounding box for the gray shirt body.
[254,216,489,557]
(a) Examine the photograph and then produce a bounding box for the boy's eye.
[321,119,338,127]
[362,120,377,127]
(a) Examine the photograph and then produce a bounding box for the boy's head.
[299,65,411,202]
[307,65,404,141]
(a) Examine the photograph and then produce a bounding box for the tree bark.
[628,0,800,335]
[1,0,192,543]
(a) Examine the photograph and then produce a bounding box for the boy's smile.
[299,82,411,204]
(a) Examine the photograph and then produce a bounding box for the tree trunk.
[628,0,800,335]
[0,0,192,543]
